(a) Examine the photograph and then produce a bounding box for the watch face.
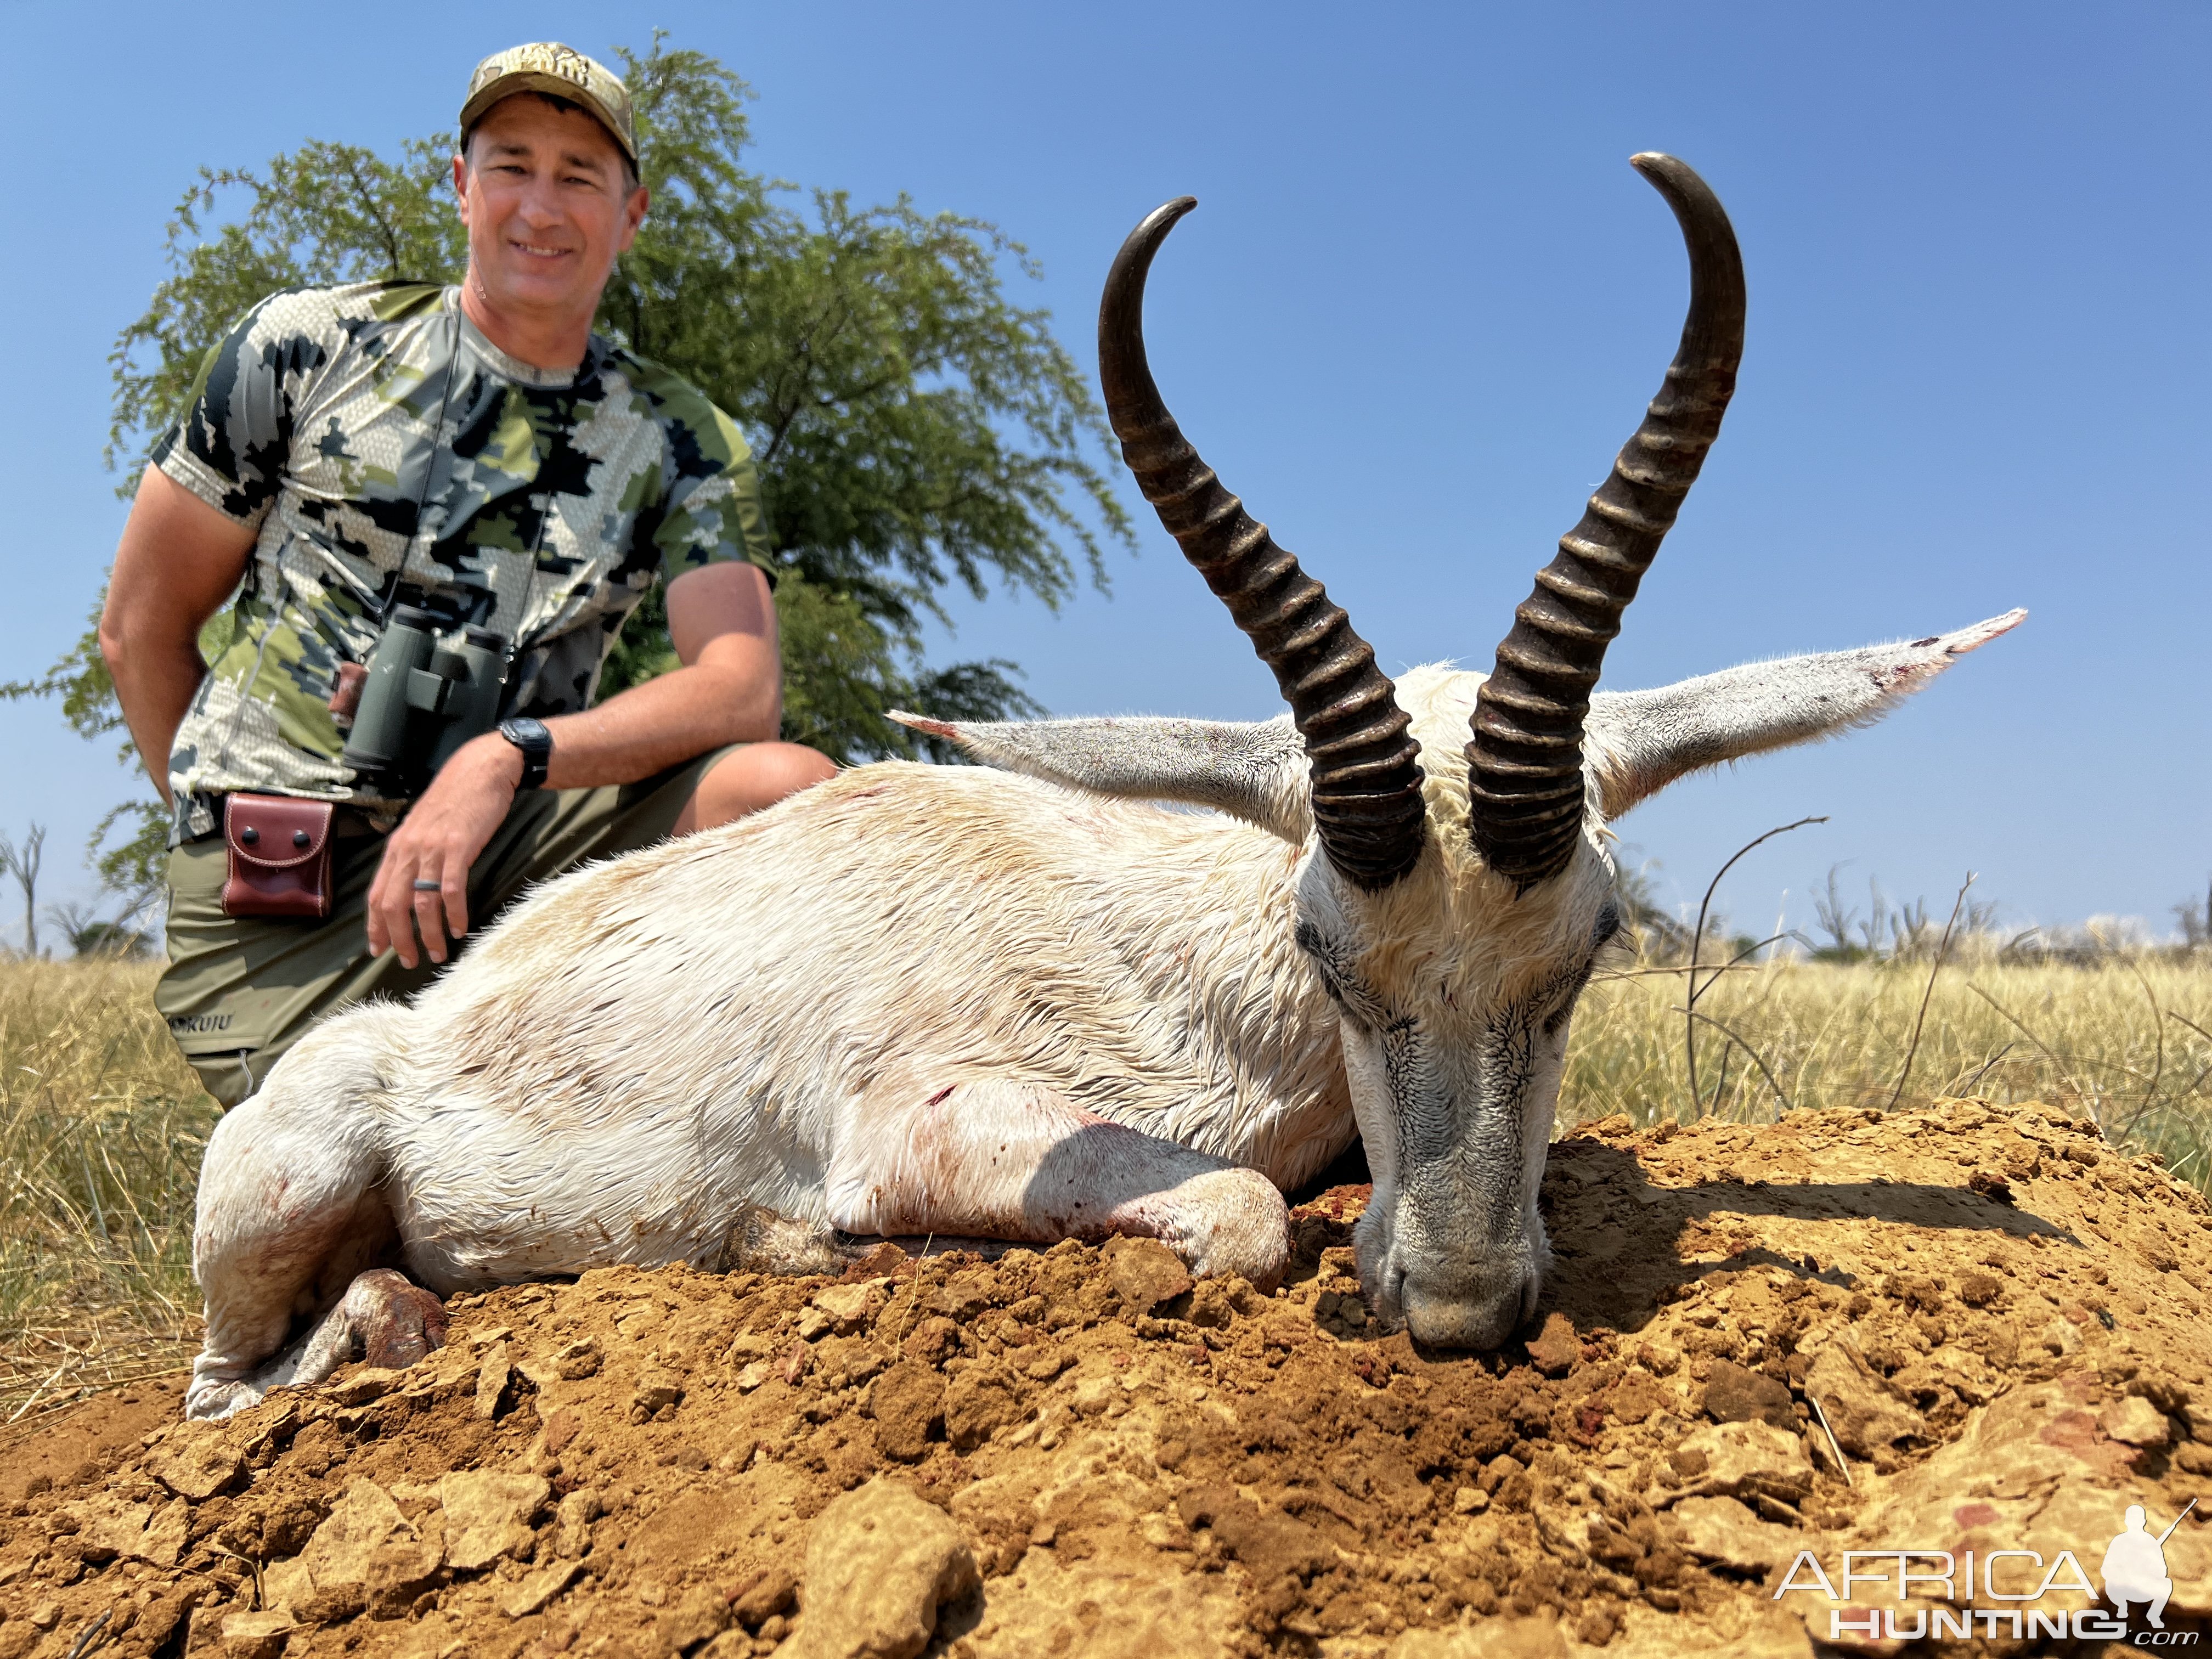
[498,719,552,788]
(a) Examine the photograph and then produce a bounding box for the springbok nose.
[1402,1274,1532,1352]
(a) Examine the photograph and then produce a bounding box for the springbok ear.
[885,711,1313,844]
[1583,610,2024,820]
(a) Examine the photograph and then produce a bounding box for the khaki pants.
[156,749,732,1107]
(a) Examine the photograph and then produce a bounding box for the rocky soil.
[4,1098,2211,1658]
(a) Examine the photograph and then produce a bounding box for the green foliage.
[2,613,221,918]
[596,568,1044,763]
[106,137,467,484]
[45,904,154,960]
[17,37,1126,893]
[770,570,1043,764]
[606,48,1124,618]
[92,36,1125,751]
[87,803,170,918]
[590,43,1124,748]
[1,601,125,746]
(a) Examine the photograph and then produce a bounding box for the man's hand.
[365,562,787,968]
[366,733,524,967]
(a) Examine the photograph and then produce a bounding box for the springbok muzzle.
[1401,1271,1538,1353]
[1374,1194,1547,1351]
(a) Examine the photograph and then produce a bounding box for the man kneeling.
[100,42,834,1104]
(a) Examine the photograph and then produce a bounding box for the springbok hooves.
[347,1268,450,1369]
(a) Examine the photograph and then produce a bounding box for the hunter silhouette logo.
[2104,1501,2196,1631]
[1776,1498,2200,1643]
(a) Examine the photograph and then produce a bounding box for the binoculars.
[336,606,510,797]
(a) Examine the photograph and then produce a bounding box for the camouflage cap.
[461,42,637,166]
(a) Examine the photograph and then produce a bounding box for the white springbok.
[185,155,2021,1418]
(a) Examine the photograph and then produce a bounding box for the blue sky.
[1,2,2204,940]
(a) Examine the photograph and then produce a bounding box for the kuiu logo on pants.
[1775,1499,2199,1643]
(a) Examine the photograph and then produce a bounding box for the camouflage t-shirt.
[153,280,774,833]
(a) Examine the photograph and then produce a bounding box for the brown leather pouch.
[221,794,336,920]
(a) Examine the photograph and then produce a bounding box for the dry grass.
[1568,953,2212,1180]
[0,958,216,1432]
[2,951,2209,1432]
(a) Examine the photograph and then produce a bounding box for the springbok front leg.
[188,1008,449,1420]
[825,1078,1290,1286]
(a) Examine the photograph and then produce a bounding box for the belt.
[187,792,391,844]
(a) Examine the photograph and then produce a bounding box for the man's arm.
[523,560,782,788]
[366,560,782,965]
[99,467,260,805]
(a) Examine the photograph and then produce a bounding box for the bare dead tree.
[0,823,45,958]
[2177,878,2212,953]
[1812,865,1861,961]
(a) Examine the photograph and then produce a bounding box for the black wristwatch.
[498,717,554,791]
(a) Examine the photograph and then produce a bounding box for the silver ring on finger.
[413,879,444,894]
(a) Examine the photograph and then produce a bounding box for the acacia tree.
[13,38,1130,899]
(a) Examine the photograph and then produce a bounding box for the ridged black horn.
[1465,154,1746,888]
[1099,198,1427,890]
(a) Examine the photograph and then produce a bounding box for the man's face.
[453,95,646,323]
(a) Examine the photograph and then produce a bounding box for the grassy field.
[1570,953,2212,1175]
[2,952,2208,1427]
[0,958,216,1431]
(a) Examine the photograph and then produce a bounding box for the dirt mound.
[5,1098,2212,1658]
